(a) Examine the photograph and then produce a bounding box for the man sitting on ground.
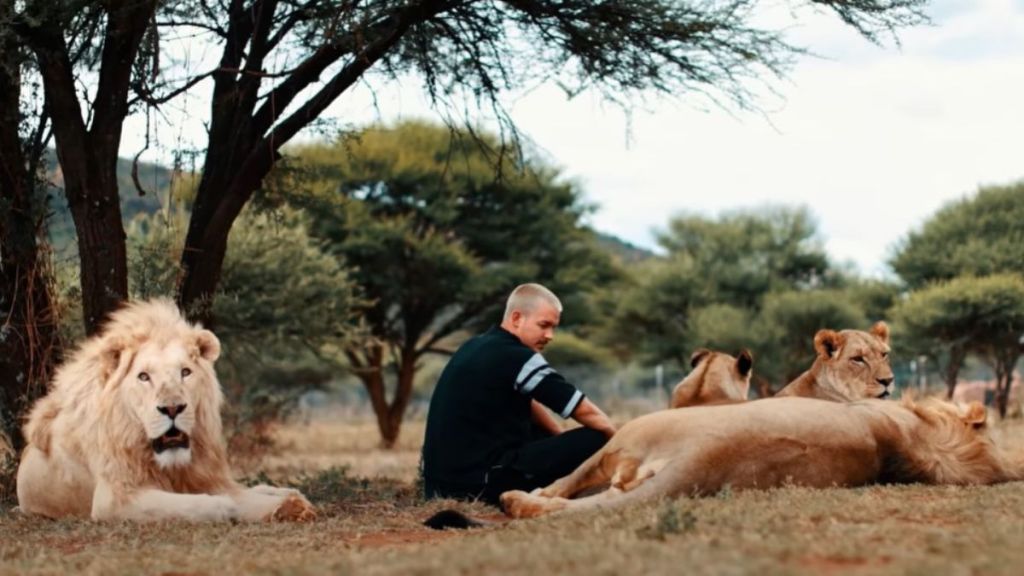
[421,283,616,505]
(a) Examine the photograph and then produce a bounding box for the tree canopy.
[892,274,1024,412]
[892,181,1024,288]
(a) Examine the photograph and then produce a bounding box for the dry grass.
[261,412,425,483]
[5,413,1024,575]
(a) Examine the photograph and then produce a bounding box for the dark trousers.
[424,426,608,506]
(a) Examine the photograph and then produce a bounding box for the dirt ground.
[5,414,1024,575]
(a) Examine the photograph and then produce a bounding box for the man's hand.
[571,398,616,438]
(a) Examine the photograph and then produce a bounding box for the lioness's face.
[120,335,218,469]
[814,321,894,401]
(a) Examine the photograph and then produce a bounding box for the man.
[422,283,616,505]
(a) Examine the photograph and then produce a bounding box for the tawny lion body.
[669,349,753,408]
[775,321,895,401]
[17,299,316,522]
[501,396,1014,519]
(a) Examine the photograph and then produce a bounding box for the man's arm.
[530,400,563,436]
[571,398,616,438]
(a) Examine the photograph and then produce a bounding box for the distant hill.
[45,150,173,257]
[594,231,656,263]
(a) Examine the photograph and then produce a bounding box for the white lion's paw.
[268,493,317,523]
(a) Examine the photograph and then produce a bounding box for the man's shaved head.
[503,283,562,321]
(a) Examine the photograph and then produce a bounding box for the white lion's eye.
[138,372,150,382]
[181,367,192,378]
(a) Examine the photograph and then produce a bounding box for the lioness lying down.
[501,396,1018,519]
[17,299,316,522]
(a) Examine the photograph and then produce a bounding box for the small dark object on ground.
[423,509,490,530]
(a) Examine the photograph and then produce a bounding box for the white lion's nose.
[157,404,187,419]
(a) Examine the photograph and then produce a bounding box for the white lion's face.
[120,339,214,469]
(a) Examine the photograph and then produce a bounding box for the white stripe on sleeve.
[515,353,549,389]
[520,367,554,394]
[560,390,584,418]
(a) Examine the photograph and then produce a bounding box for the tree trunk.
[176,0,454,324]
[944,346,966,400]
[177,145,272,325]
[61,162,129,334]
[22,0,157,334]
[347,344,420,449]
[0,19,61,449]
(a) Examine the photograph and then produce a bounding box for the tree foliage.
[892,274,1024,413]
[892,181,1024,288]
[756,289,867,385]
[605,206,835,371]
[656,206,831,309]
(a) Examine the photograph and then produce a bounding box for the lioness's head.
[670,348,753,408]
[812,321,893,401]
[97,300,223,469]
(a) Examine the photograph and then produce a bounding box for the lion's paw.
[270,493,317,522]
[499,490,536,519]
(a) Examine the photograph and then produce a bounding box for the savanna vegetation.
[5,0,1024,573]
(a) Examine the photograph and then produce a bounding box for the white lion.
[16,299,316,522]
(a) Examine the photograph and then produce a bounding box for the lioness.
[669,349,752,408]
[501,396,1015,518]
[774,321,894,401]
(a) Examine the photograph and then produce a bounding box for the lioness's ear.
[690,348,711,368]
[870,321,890,345]
[195,329,221,362]
[736,349,753,377]
[963,402,987,428]
[813,329,843,359]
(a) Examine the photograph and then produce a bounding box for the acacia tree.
[0,0,61,450]
[283,121,616,446]
[892,181,1024,288]
[892,275,1024,414]
[152,0,930,324]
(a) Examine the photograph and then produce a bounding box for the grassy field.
[4,414,1024,575]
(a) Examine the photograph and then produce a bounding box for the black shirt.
[421,326,585,485]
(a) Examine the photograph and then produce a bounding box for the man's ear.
[736,349,754,377]
[870,321,890,346]
[194,329,221,362]
[689,348,711,368]
[814,329,843,359]
[963,402,987,428]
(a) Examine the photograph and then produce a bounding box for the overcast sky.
[122,0,1024,278]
